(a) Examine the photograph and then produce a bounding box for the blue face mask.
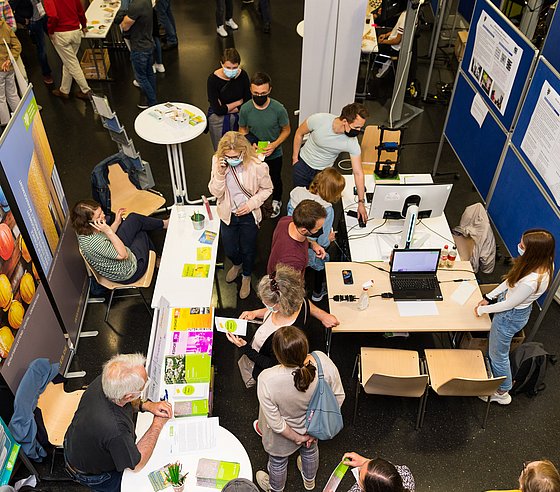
[223,67,239,79]
[226,156,243,167]
[264,302,278,313]
[518,244,525,256]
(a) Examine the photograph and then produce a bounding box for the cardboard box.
[460,329,525,353]
[455,31,469,61]
[80,48,110,80]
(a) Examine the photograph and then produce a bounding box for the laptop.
[390,249,443,301]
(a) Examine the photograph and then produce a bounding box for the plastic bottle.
[447,246,457,268]
[439,245,449,268]
[358,280,373,311]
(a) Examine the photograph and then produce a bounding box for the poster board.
[541,7,560,73]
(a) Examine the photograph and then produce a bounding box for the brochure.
[198,230,217,245]
[170,330,213,355]
[197,246,212,261]
[196,458,240,489]
[182,263,210,278]
[171,307,212,331]
[214,317,248,336]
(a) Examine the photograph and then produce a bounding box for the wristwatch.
[139,399,150,412]
[357,198,365,204]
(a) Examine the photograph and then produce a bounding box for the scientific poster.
[520,80,560,206]
[468,10,522,115]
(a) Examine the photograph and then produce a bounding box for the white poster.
[468,10,523,115]
[520,80,560,206]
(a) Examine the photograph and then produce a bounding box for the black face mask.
[306,226,324,239]
[345,128,360,138]
[252,95,268,106]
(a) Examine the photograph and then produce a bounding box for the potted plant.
[164,462,187,492]
[190,211,205,230]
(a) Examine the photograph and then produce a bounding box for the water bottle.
[439,245,449,268]
[447,246,457,268]
[358,280,373,311]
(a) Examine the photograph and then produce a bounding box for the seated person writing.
[343,452,415,492]
[71,200,168,284]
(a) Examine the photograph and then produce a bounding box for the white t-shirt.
[477,271,550,315]
[388,11,406,51]
[299,113,361,170]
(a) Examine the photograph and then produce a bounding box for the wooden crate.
[80,48,110,80]
[460,329,525,353]
[455,30,469,61]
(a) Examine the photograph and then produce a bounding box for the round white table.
[135,102,207,205]
[121,415,252,491]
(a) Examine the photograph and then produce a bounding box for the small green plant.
[191,211,204,221]
[164,462,187,486]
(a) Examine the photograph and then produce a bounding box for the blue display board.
[488,146,560,284]
[460,0,537,129]
[510,57,560,209]
[444,74,507,200]
[541,8,560,73]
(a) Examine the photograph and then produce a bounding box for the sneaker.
[242,0,254,3]
[478,391,512,405]
[311,284,328,302]
[225,264,242,283]
[225,18,239,30]
[153,63,166,73]
[253,419,262,436]
[216,25,228,37]
[296,456,316,490]
[240,275,251,299]
[271,200,281,218]
[137,102,149,109]
[42,75,54,85]
[52,89,70,99]
[376,60,392,78]
[152,64,157,73]
[133,79,140,87]
[256,471,271,491]
[75,90,92,100]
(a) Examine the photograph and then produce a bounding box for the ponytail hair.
[272,326,316,392]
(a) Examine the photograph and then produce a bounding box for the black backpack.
[510,342,556,396]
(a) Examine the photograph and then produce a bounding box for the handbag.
[237,355,256,388]
[230,165,273,220]
[305,352,343,440]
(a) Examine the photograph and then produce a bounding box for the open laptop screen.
[391,249,440,273]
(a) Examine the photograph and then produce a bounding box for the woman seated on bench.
[71,200,168,284]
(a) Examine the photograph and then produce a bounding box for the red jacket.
[44,0,87,34]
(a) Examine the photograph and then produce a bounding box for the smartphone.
[342,269,354,285]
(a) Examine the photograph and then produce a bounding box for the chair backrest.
[437,376,506,397]
[364,373,429,398]
[454,234,475,262]
[108,165,165,217]
[79,249,104,284]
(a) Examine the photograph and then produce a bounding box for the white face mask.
[351,466,360,482]
[518,243,525,256]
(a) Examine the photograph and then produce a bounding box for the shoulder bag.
[230,165,274,220]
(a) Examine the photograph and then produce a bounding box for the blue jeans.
[29,17,52,77]
[153,36,163,65]
[156,0,177,44]
[65,456,122,492]
[130,50,157,106]
[215,0,233,26]
[292,157,319,188]
[268,442,319,492]
[488,298,532,392]
[220,213,258,277]
[260,0,271,23]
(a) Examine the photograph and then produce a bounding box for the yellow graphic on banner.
[171,307,212,331]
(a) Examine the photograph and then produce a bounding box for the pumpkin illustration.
[8,300,24,329]
[19,236,31,263]
[0,223,14,260]
[20,272,35,304]
[0,326,14,358]
[0,274,13,311]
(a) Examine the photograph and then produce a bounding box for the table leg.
[166,143,209,205]
[325,328,333,356]
[166,144,180,203]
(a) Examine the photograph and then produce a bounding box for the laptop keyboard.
[393,277,437,291]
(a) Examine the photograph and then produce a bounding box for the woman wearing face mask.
[475,229,555,405]
[207,48,251,150]
[208,131,273,299]
[342,452,415,492]
[225,264,340,388]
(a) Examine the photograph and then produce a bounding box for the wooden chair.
[37,382,85,473]
[80,249,156,323]
[108,164,165,217]
[354,348,429,429]
[360,125,402,175]
[424,349,506,428]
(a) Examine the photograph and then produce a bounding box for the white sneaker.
[152,64,156,73]
[296,456,316,490]
[216,25,228,37]
[225,18,239,30]
[478,391,512,405]
[256,471,271,491]
[376,60,392,78]
[153,63,165,73]
[133,79,140,87]
[271,200,281,218]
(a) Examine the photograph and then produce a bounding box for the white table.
[121,414,252,491]
[151,205,220,308]
[342,174,457,262]
[135,103,207,205]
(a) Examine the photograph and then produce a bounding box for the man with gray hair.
[64,353,171,491]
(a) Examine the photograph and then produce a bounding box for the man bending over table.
[64,353,172,492]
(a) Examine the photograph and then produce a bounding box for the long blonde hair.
[215,131,258,164]
[520,460,560,492]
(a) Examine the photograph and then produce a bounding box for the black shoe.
[137,103,149,109]
[263,22,270,33]
[162,42,178,51]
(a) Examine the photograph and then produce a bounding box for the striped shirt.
[78,233,137,282]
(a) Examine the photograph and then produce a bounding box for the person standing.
[475,229,555,405]
[292,102,369,223]
[255,326,344,492]
[155,0,176,49]
[215,0,238,37]
[0,17,20,127]
[239,72,290,219]
[207,48,251,150]
[44,0,91,99]
[119,0,156,108]
[208,131,273,299]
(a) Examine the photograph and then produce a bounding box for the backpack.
[510,342,556,396]
[305,352,343,441]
